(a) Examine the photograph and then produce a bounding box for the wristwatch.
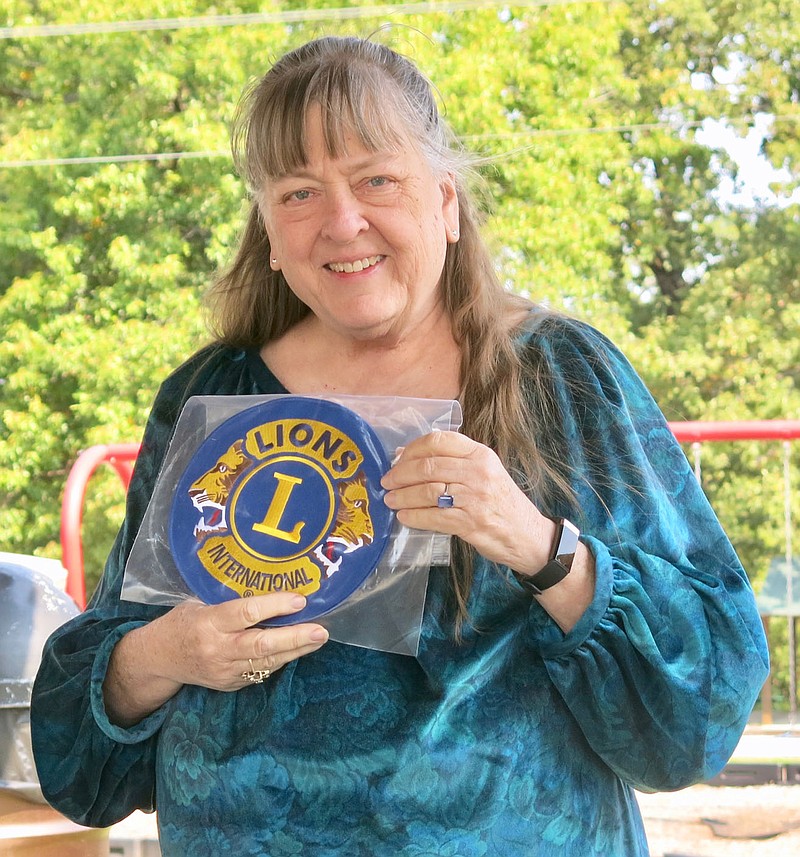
[515,518,580,596]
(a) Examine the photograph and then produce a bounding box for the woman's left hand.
[381,430,553,576]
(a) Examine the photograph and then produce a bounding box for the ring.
[437,484,454,509]
[241,658,271,684]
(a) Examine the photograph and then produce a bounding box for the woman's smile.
[325,254,385,274]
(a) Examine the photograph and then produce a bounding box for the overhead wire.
[2,115,798,170]
[0,0,618,39]
[0,151,229,169]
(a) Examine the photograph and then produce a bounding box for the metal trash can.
[0,555,109,855]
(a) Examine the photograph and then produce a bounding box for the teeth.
[328,255,382,273]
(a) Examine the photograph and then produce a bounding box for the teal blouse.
[31,318,769,856]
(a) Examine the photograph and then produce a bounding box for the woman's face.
[260,105,459,344]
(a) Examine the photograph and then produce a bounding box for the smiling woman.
[31,34,769,857]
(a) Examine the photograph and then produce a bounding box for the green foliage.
[1,0,798,702]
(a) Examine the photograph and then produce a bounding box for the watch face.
[169,396,393,625]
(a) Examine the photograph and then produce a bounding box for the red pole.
[670,420,800,443]
[60,444,139,609]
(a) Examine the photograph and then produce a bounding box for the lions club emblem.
[168,397,393,625]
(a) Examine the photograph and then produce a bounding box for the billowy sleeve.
[30,353,210,827]
[522,319,769,792]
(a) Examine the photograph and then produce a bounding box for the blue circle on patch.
[169,397,393,626]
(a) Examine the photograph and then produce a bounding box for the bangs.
[232,39,442,194]
[289,72,412,176]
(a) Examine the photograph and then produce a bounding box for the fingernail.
[291,595,307,609]
[311,627,329,643]
[392,446,405,464]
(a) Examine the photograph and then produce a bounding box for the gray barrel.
[0,556,79,803]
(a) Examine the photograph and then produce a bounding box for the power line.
[4,115,798,170]
[462,118,708,142]
[0,151,228,168]
[0,0,614,40]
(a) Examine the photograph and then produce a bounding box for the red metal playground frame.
[60,420,800,610]
[60,443,140,608]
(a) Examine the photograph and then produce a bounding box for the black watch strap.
[515,518,580,596]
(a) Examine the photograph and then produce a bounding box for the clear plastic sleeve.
[122,394,462,656]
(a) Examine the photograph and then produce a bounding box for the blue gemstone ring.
[437,486,455,509]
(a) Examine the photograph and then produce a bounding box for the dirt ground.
[637,783,800,857]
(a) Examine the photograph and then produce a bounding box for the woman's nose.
[320,188,369,242]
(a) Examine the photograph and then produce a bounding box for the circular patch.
[169,397,393,626]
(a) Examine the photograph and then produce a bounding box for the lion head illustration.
[188,439,253,537]
[312,471,374,578]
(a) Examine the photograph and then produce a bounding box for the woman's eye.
[284,189,311,203]
[367,176,389,188]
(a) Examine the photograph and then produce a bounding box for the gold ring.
[241,658,271,684]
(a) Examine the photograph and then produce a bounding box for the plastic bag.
[122,394,462,656]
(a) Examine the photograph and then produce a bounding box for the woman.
[32,36,768,856]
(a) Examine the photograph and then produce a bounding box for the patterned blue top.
[31,318,769,856]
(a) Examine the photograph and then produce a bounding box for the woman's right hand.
[103,593,328,726]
